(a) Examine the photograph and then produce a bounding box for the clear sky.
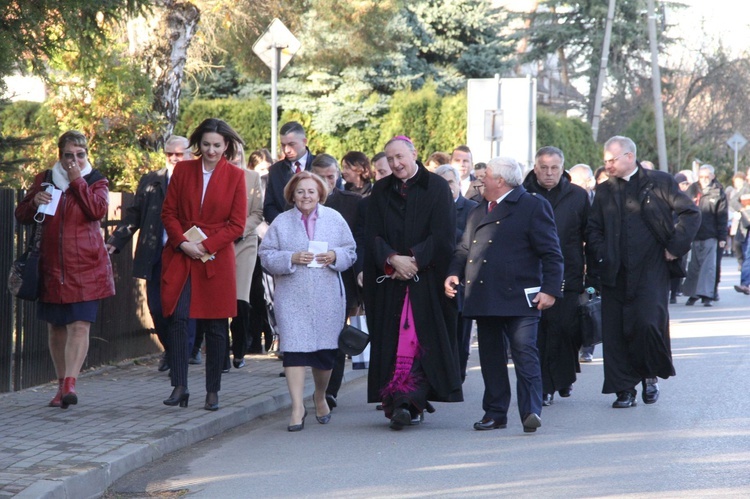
[666,0,750,58]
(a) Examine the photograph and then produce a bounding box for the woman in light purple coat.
[259,171,356,432]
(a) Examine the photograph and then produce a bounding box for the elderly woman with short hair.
[259,171,356,431]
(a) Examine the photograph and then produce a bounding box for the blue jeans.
[741,237,750,286]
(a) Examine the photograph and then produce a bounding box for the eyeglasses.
[63,152,87,160]
[604,153,628,165]
[166,152,184,158]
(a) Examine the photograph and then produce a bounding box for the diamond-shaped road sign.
[727,132,748,152]
[252,19,301,73]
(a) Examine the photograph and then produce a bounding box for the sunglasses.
[166,152,184,158]
[63,152,87,160]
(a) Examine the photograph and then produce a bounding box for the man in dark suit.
[435,164,478,381]
[311,154,363,409]
[262,121,315,224]
[446,156,563,434]
[451,145,475,197]
[586,136,700,408]
[107,136,196,371]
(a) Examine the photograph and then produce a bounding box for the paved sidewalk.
[0,352,366,498]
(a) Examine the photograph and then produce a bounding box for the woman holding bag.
[15,130,115,409]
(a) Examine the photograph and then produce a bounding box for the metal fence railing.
[0,189,161,392]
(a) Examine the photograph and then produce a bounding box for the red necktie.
[295,161,301,174]
[488,200,497,212]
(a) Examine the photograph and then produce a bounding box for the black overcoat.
[448,186,564,318]
[586,166,700,390]
[108,167,168,281]
[363,164,463,404]
[523,170,589,293]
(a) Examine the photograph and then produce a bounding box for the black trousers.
[168,277,228,393]
[228,300,250,360]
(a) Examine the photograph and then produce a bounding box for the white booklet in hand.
[524,286,541,308]
[37,186,62,216]
[307,240,329,268]
[183,225,215,263]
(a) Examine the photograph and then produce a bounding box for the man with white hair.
[445,156,563,434]
[107,136,195,372]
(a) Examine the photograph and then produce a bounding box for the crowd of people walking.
[20,119,725,434]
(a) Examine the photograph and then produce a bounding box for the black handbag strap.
[27,170,52,255]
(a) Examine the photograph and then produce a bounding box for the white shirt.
[201,162,215,206]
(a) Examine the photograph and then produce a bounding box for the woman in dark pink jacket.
[15,130,115,409]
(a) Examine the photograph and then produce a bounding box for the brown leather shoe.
[734,284,750,295]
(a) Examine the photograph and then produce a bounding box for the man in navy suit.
[435,164,478,381]
[262,121,316,223]
[445,156,563,434]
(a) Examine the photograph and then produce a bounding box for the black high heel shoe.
[163,386,189,407]
[287,409,307,432]
[313,394,331,424]
[204,392,219,411]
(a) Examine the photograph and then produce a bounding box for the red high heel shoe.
[49,378,63,408]
[61,377,77,409]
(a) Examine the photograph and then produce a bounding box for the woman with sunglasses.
[15,130,115,409]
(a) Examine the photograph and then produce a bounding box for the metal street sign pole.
[726,132,748,175]
[270,46,281,160]
[252,19,300,160]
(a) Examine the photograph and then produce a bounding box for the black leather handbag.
[8,219,43,301]
[578,294,602,347]
[338,323,369,356]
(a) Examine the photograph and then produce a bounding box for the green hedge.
[176,97,272,151]
[2,91,607,189]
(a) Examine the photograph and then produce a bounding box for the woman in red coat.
[160,118,247,411]
[15,131,115,409]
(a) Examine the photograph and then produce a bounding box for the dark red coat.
[160,157,246,318]
[15,170,115,304]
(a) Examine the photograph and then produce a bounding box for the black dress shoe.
[233,358,245,369]
[522,413,542,433]
[559,386,572,398]
[642,378,659,404]
[612,391,637,408]
[389,407,412,430]
[163,386,189,408]
[542,393,554,406]
[685,296,698,306]
[473,417,507,431]
[325,394,337,410]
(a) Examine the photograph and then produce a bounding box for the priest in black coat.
[363,136,463,430]
[586,136,700,408]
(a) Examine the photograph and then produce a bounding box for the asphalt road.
[108,264,750,498]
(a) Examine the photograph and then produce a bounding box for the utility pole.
[647,0,668,171]
[591,0,616,141]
